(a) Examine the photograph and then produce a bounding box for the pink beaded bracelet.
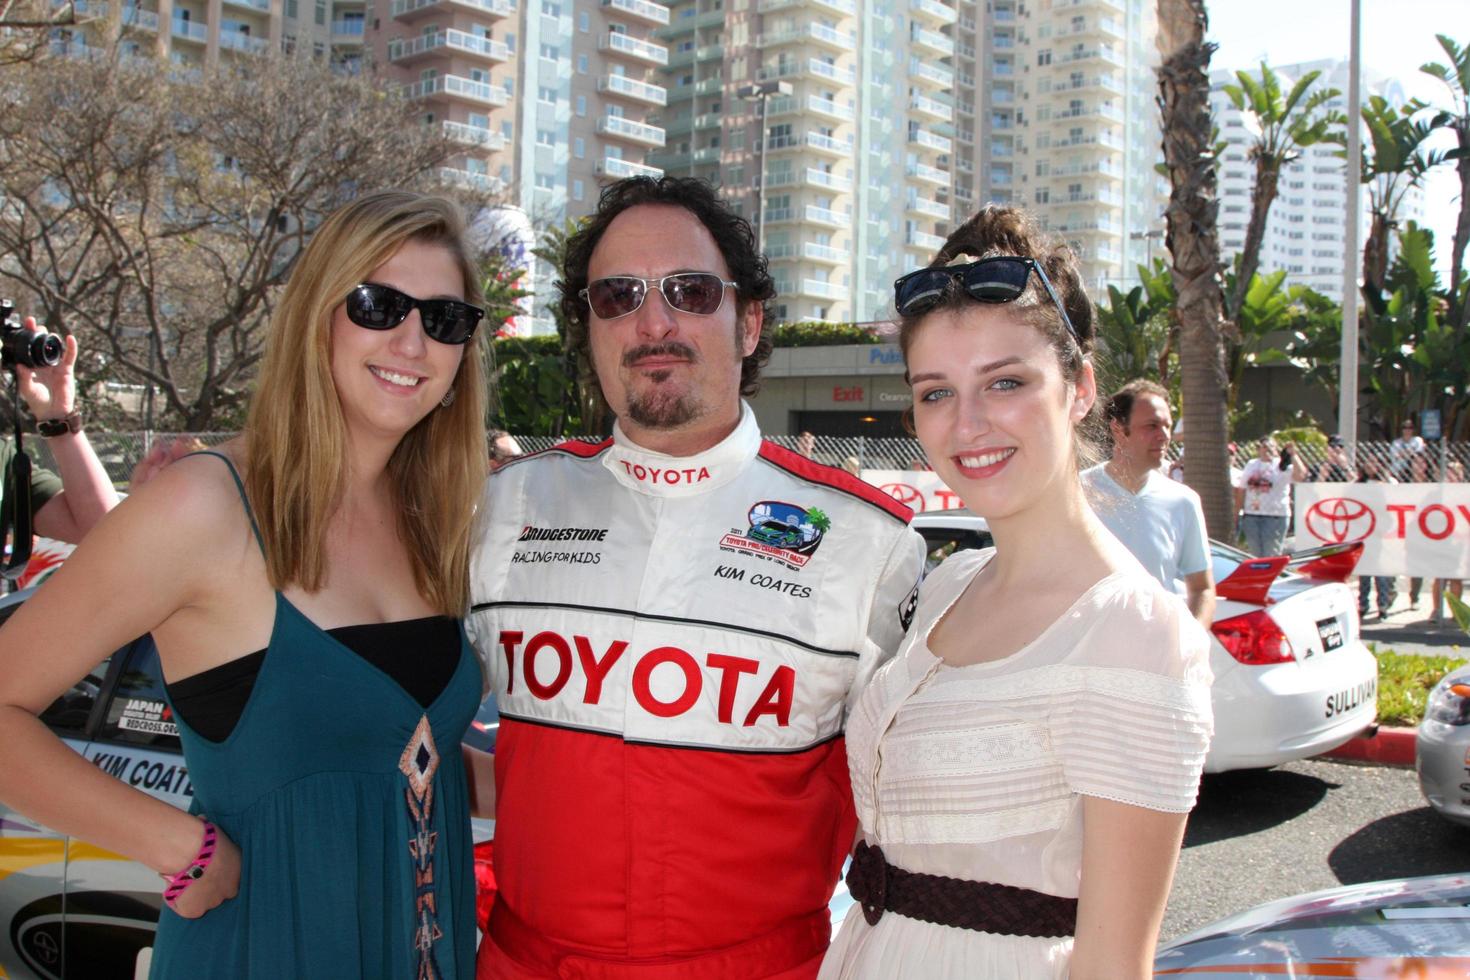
[162,819,217,911]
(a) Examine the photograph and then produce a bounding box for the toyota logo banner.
[1296,483,1470,578]
[863,469,962,514]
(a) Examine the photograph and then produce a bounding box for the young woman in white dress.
[820,206,1214,980]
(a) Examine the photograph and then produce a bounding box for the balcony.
[666,41,722,66]
[442,120,504,150]
[907,161,949,185]
[219,29,269,53]
[119,4,160,30]
[389,30,509,65]
[222,0,267,13]
[804,167,852,192]
[599,31,669,65]
[759,0,854,12]
[1049,160,1121,179]
[909,24,953,57]
[910,93,953,123]
[602,0,669,26]
[803,278,845,300]
[757,57,855,87]
[1058,73,1124,95]
[659,6,725,33]
[404,74,509,107]
[804,204,850,227]
[1062,188,1123,207]
[438,167,505,195]
[171,17,206,41]
[331,17,365,37]
[909,59,954,89]
[907,194,950,220]
[1049,103,1124,124]
[758,23,856,52]
[906,228,946,251]
[596,114,667,147]
[1053,218,1120,235]
[597,156,665,179]
[1057,45,1124,67]
[662,112,721,136]
[670,75,723,98]
[597,73,668,106]
[1051,130,1123,152]
[909,0,957,25]
[391,0,511,20]
[807,94,855,122]
[804,241,849,264]
[908,128,953,154]
[802,131,853,156]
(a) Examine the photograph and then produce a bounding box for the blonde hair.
[245,190,488,615]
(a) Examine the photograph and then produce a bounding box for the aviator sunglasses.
[344,283,484,345]
[893,256,1079,343]
[581,273,737,320]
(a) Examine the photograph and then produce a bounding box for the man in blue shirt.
[1082,379,1216,628]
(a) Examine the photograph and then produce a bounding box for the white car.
[910,510,1378,773]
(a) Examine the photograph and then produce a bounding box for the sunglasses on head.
[893,256,1079,343]
[581,272,737,320]
[344,283,483,345]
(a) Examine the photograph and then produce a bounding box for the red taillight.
[1211,610,1295,665]
[474,839,497,934]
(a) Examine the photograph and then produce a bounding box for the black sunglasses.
[893,256,1079,343]
[580,273,736,320]
[344,283,483,345]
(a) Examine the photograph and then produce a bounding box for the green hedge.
[769,321,887,347]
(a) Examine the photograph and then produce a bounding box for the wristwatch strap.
[37,411,82,438]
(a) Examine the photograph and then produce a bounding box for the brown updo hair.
[898,204,1104,468]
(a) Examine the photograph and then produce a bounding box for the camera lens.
[31,334,63,368]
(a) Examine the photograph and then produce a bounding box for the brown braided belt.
[845,841,1078,938]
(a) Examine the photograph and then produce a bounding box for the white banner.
[1295,482,1470,578]
[861,469,963,514]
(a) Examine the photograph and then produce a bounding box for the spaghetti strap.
[186,450,265,555]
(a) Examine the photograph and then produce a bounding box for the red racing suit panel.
[468,407,925,963]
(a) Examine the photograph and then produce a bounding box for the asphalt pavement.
[1162,758,1468,942]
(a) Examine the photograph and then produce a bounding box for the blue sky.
[1205,0,1464,280]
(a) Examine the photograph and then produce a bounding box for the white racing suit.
[468,404,925,979]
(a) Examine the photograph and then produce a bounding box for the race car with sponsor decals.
[910,510,1379,772]
[0,586,499,980]
[1417,661,1470,827]
[1152,873,1470,975]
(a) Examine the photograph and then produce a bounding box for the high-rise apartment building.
[954,0,1168,294]
[55,0,1174,332]
[1211,59,1426,302]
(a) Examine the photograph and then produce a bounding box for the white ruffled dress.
[819,548,1214,979]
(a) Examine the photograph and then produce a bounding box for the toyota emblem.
[1304,497,1376,544]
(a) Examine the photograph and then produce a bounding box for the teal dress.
[151,453,480,979]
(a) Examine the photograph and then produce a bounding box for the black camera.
[0,300,64,370]
[1278,445,1293,471]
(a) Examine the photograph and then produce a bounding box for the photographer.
[5,314,119,543]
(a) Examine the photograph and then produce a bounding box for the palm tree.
[1421,33,1470,328]
[1222,64,1345,320]
[1356,95,1442,311]
[1156,0,1234,538]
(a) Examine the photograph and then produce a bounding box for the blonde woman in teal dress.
[0,191,494,978]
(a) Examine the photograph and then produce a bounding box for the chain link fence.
[518,434,1470,483]
[20,431,1467,488]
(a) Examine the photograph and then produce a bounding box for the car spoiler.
[1216,555,1291,605]
[1286,541,1364,583]
[1215,542,1365,605]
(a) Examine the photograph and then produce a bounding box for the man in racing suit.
[468,176,926,979]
